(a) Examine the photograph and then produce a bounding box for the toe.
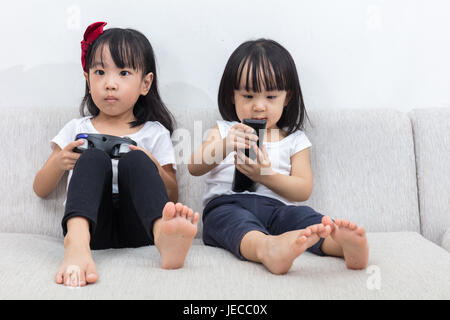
[318,224,324,233]
[65,265,81,287]
[295,235,307,245]
[79,271,86,287]
[181,205,189,218]
[322,216,336,232]
[187,208,193,220]
[63,271,71,286]
[63,266,76,286]
[55,270,64,284]
[86,264,98,284]
[70,270,81,287]
[319,225,331,238]
[322,216,332,225]
[310,224,324,234]
[192,212,200,225]
[86,273,97,284]
[301,228,312,237]
[162,202,176,220]
[357,227,366,237]
[174,202,183,215]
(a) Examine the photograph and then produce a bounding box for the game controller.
[73,133,137,159]
[232,119,267,192]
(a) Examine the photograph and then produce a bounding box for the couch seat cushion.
[0,232,449,299]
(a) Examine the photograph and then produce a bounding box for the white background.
[1,0,449,112]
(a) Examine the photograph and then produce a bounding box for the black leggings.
[62,148,169,250]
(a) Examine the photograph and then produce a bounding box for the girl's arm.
[128,145,178,203]
[188,125,226,176]
[188,124,258,176]
[236,146,313,203]
[259,148,313,202]
[158,164,178,203]
[33,140,84,198]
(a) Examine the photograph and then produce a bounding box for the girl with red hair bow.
[34,22,199,287]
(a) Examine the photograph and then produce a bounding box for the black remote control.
[232,119,267,192]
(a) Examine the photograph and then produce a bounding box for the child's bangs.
[109,36,146,71]
[234,54,288,92]
[91,31,146,73]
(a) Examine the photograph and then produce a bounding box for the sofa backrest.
[0,106,421,240]
[0,107,78,238]
[301,109,420,233]
[409,108,450,245]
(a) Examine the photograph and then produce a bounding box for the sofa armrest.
[441,228,450,252]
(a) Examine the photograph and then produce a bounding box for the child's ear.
[83,72,90,90]
[141,72,154,96]
[284,91,292,107]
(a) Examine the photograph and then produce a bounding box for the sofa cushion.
[0,107,78,238]
[409,108,450,245]
[0,232,449,299]
[302,109,420,233]
[442,228,450,252]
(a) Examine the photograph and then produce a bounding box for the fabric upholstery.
[0,232,449,299]
[409,108,450,245]
[302,109,420,233]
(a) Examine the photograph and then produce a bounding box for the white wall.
[1,0,450,112]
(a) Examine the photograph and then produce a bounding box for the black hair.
[80,28,175,134]
[218,39,308,134]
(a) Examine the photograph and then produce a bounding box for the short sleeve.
[144,125,177,170]
[291,130,312,156]
[216,120,237,139]
[216,120,228,139]
[50,119,78,151]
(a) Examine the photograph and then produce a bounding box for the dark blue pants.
[62,149,168,250]
[202,194,326,260]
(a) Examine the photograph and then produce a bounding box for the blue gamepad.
[74,133,137,159]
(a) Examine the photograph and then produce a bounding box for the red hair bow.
[81,21,107,72]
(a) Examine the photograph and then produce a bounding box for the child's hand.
[234,143,274,183]
[128,145,158,165]
[226,123,259,154]
[56,140,85,171]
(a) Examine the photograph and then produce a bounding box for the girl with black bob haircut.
[81,27,175,134]
[189,38,369,275]
[218,38,308,135]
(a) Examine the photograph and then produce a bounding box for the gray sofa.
[0,106,449,300]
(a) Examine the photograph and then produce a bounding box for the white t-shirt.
[51,116,176,197]
[202,120,312,206]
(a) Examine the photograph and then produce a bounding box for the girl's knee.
[119,150,156,170]
[79,148,110,163]
[76,148,111,170]
[272,205,323,232]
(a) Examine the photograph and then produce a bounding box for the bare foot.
[257,224,331,275]
[55,238,98,287]
[322,216,369,269]
[154,202,199,269]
